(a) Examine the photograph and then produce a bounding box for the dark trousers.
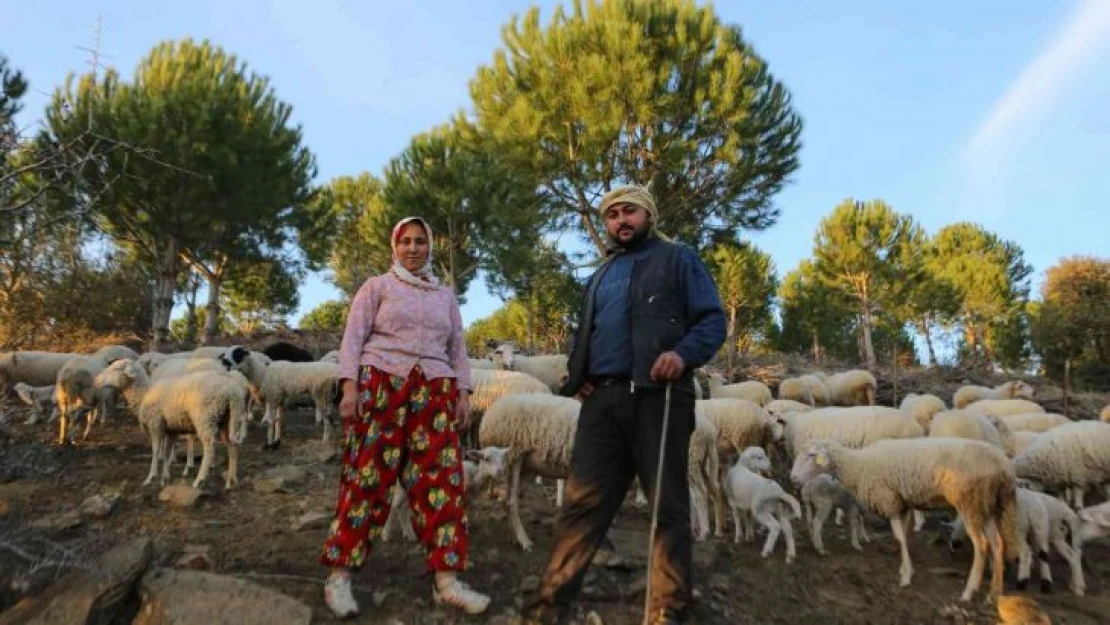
[526,378,696,618]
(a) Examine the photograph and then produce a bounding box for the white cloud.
[960,0,1110,218]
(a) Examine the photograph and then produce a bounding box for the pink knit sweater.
[337,272,472,391]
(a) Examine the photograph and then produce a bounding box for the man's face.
[603,202,650,248]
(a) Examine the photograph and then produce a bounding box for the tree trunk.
[811,328,822,363]
[526,291,537,353]
[183,272,200,344]
[918,318,937,367]
[150,236,179,350]
[201,255,229,345]
[726,306,737,378]
[860,302,877,369]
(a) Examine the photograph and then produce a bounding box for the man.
[520,184,727,625]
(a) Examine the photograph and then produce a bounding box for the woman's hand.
[455,389,471,429]
[339,379,358,420]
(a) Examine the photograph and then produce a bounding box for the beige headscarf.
[389,216,440,290]
[597,184,671,245]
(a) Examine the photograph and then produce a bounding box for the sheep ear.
[464,449,483,462]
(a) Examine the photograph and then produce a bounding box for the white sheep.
[475,393,580,551]
[136,351,170,373]
[764,399,813,418]
[963,398,1044,418]
[12,382,57,424]
[96,359,251,489]
[54,355,117,444]
[899,393,946,430]
[1012,420,1110,510]
[92,344,140,363]
[468,357,497,370]
[255,361,340,449]
[1077,500,1110,543]
[815,370,876,406]
[997,412,1071,433]
[1006,430,1042,458]
[799,473,870,555]
[687,412,722,542]
[318,350,340,363]
[927,410,1012,454]
[953,381,1035,409]
[722,446,800,562]
[777,374,829,406]
[0,350,78,389]
[488,343,568,392]
[780,406,924,459]
[949,486,1085,596]
[706,373,772,406]
[791,437,1020,602]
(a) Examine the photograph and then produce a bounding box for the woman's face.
[395,222,430,273]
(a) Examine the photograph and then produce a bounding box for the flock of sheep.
[3,341,1110,607]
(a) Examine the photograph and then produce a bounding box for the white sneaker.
[433,578,491,615]
[324,573,359,619]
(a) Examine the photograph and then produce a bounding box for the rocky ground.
[1,405,1108,625]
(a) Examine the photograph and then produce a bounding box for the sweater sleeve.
[671,248,727,369]
[446,293,473,391]
[337,277,380,382]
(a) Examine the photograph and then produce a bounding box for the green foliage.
[0,53,27,125]
[171,306,227,342]
[706,240,777,368]
[928,222,1032,368]
[468,0,803,252]
[812,198,926,366]
[1030,256,1110,389]
[221,254,303,332]
[775,259,856,361]
[298,299,350,332]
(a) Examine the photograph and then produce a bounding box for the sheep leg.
[192,437,216,489]
[987,519,1006,601]
[890,511,914,588]
[56,401,69,445]
[183,436,196,477]
[1072,487,1084,510]
[225,441,238,489]
[856,507,872,543]
[143,428,163,487]
[555,478,565,508]
[756,509,782,559]
[834,507,844,527]
[811,502,830,555]
[958,518,990,602]
[507,458,533,551]
[1051,536,1085,596]
[711,481,726,539]
[780,509,797,563]
[912,509,925,532]
[1015,536,1033,591]
[730,505,742,544]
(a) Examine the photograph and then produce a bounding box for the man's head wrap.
[597,184,671,243]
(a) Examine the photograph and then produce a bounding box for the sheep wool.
[998,412,1071,433]
[782,406,924,459]
[963,398,1044,418]
[488,343,568,393]
[706,373,773,406]
[953,381,1035,409]
[900,393,946,430]
[0,350,78,389]
[1012,420,1110,510]
[816,370,877,406]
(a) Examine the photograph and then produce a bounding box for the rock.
[709,574,730,593]
[174,545,212,571]
[253,465,307,494]
[294,440,338,464]
[585,611,604,625]
[291,511,331,532]
[79,493,118,519]
[520,575,540,594]
[28,509,81,532]
[0,536,152,625]
[372,589,392,607]
[133,568,312,625]
[158,485,204,508]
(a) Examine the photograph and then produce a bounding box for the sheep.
[488,343,568,392]
[927,410,1012,454]
[1012,420,1110,510]
[318,350,340,363]
[964,399,1045,418]
[150,356,231,382]
[687,412,722,542]
[163,345,240,360]
[0,350,78,390]
[998,412,1071,433]
[1077,501,1110,543]
[815,370,876,406]
[777,374,829,406]
[12,382,57,424]
[468,357,497,370]
[464,368,553,451]
[249,360,341,450]
[474,393,579,551]
[799,473,870,555]
[949,487,1085,596]
[791,437,1020,602]
[136,351,170,374]
[1006,431,1042,458]
[706,373,772,406]
[722,446,801,562]
[900,393,947,430]
[54,355,116,444]
[92,344,141,364]
[953,381,1035,409]
[764,399,813,419]
[1101,404,1110,424]
[261,341,315,362]
[95,359,251,489]
[382,456,495,543]
[780,406,924,459]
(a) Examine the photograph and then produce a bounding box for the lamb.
[318,350,340,363]
[0,350,78,390]
[706,373,772,406]
[1077,501,1110,543]
[764,399,813,418]
[488,343,568,392]
[997,412,1071,433]
[949,487,1085,596]
[12,382,57,424]
[54,355,117,444]
[261,341,315,362]
[95,359,251,489]
[900,393,947,430]
[722,446,801,562]
[791,437,1020,602]
[799,473,870,555]
[815,370,876,406]
[1011,420,1110,510]
[475,393,580,550]
[964,399,1044,418]
[953,381,1035,409]
[780,406,924,459]
[777,374,829,406]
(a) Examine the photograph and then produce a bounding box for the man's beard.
[612,223,650,249]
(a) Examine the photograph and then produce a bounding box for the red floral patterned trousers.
[320,364,470,573]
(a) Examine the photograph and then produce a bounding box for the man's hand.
[650,351,685,382]
[575,381,595,401]
[455,390,471,429]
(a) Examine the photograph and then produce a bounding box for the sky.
[5,0,1110,341]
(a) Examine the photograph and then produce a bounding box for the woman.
[320,216,490,618]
